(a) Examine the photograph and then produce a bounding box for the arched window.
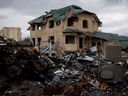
[83,20,88,28]
[49,20,54,28]
[67,18,73,26]
[67,16,78,26]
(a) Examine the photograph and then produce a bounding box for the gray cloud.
[106,0,128,5]
[0,0,14,8]
[98,0,128,36]
[0,15,8,19]
[0,0,83,16]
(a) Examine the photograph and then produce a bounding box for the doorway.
[79,38,83,49]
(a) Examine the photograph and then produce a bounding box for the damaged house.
[28,5,105,56]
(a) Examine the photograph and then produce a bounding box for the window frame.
[37,37,41,45]
[49,36,54,44]
[65,35,75,44]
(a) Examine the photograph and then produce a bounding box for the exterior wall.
[63,11,99,33]
[104,44,121,61]
[104,41,120,57]
[30,20,64,56]
[30,30,42,45]
[0,27,9,38]
[0,27,22,41]
[90,38,106,56]
[42,19,64,56]
[60,11,99,53]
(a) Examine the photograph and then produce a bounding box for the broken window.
[31,24,35,31]
[49,36,54,44]
[65,35,75,44]
[32,38,35,46]
[37,24,41,30]
[56,21,61,25]
[83,20,88,28]
[67,16,78,26]
[49,20,54,28]
[39,26,41,30]
[37,37,41,45]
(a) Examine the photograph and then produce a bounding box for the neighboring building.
[28,5,102,56]
[118,36,128,50]
[0,27,22,41]
[92,32,122,60]
[92,32,120,51]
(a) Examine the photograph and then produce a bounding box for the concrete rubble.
[0,36,128,96]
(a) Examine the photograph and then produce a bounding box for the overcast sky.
[0,0,128,38]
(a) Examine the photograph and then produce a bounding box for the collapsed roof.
[28,5,102,25]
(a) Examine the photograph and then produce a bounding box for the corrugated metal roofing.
[93,32,128,48]
[118,36,128,41]
[93,32,119,42]
[29,16,43,24]
[120,43,128,48]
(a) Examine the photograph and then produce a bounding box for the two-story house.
[28,5,102,56]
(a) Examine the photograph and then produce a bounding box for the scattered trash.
[0,36,128,95]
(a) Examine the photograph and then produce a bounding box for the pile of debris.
[0,36,128,96]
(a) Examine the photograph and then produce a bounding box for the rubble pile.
[0,36,128,96]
